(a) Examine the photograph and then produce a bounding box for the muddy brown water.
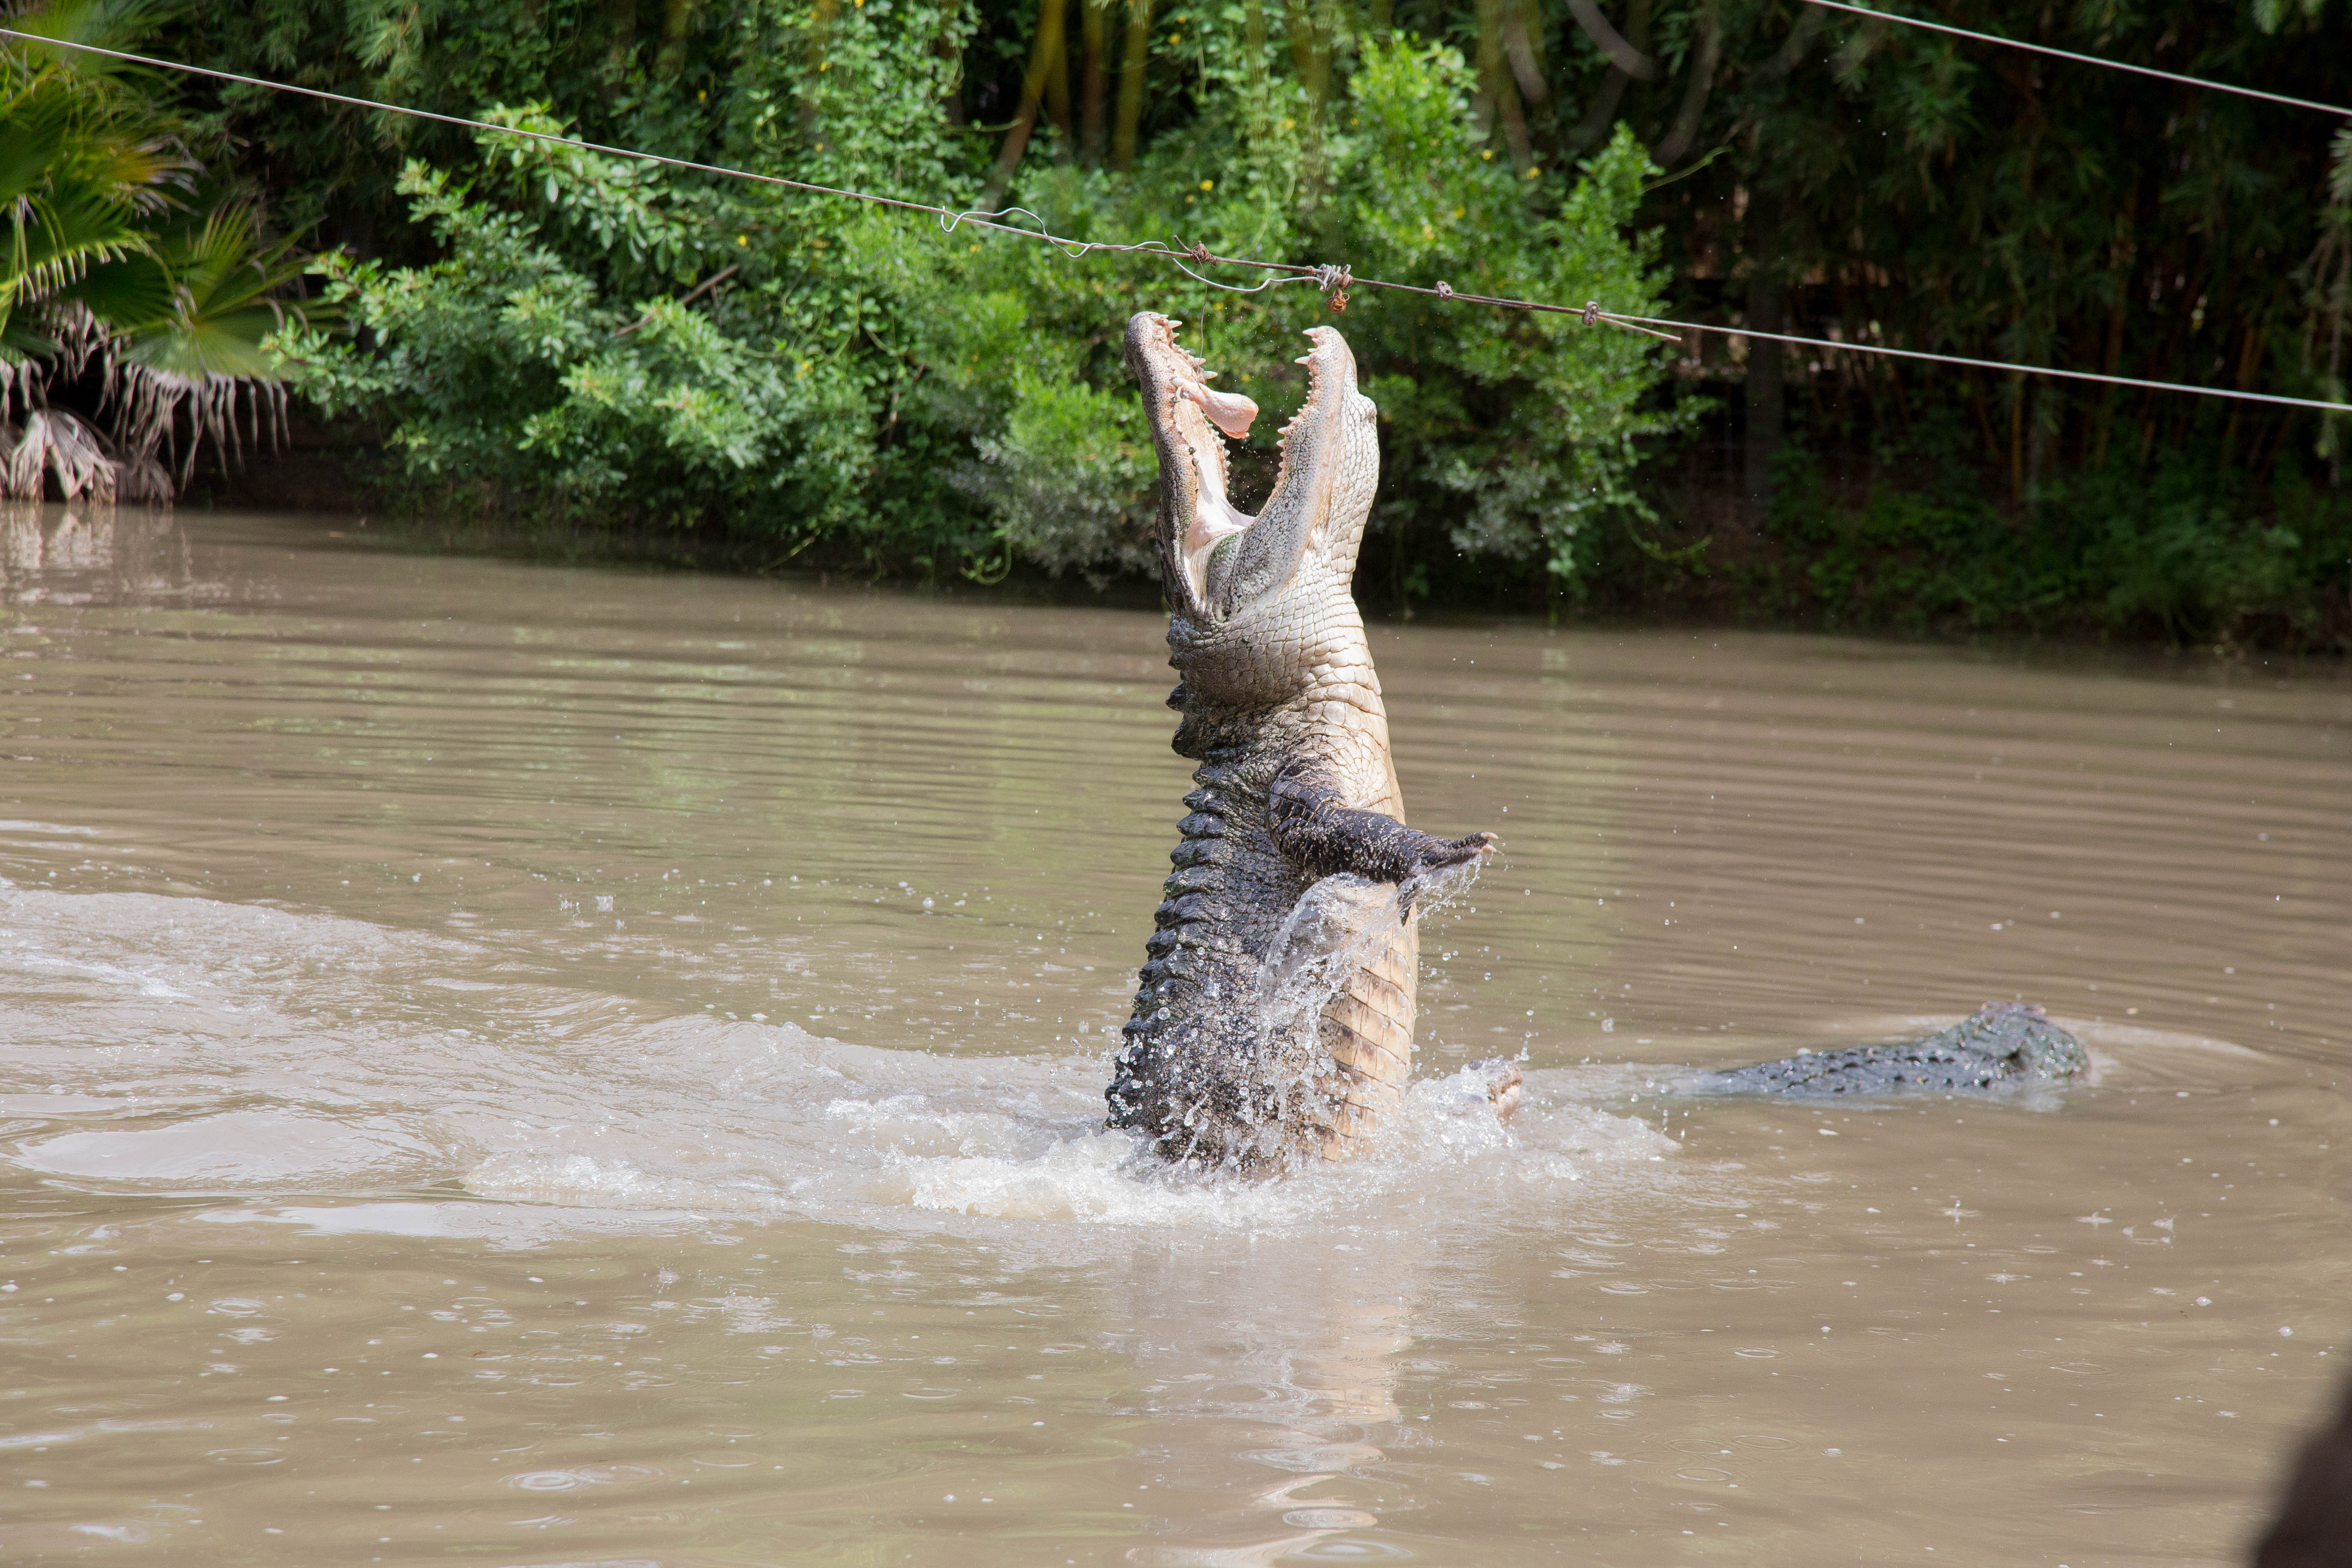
[2,506,2346,1565]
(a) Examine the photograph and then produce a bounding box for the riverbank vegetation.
[4,0,2349,646]
[1,2,314,502]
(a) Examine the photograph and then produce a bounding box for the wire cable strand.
[1601,314,2352,416]
[1799,0,2352,119]
[3,27,2343,419]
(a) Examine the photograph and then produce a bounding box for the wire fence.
[4,24,2346,420]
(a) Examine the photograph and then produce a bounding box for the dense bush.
[1740,448,2346,646]
[273,20,1684,596]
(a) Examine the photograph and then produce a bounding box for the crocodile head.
[1125,312,1381,746]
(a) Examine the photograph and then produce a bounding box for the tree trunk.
[1475,0,1532,170]
[654,0,698,78]
[983,0,1071,207]
[1566,0,1647,154]
[605,0,640,80]
[1651,0,1719,167]
[1041,0,1075,155]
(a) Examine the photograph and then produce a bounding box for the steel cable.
[1798,0,2352,119]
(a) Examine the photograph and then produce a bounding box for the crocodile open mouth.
[1129,315,1261,608]
[1130,315,1371,615]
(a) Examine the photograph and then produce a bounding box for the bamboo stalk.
[983,0,1071,207]
[1475,0,1531,170]
[1112,0,1152,171]
[1080,0,1109,165]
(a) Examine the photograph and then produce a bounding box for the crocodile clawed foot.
[1410,831,1498,876]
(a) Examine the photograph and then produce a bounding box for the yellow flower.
[737,234,749,245]
[1200,179,1214,192]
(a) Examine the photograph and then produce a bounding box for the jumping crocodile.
[1104,313,1496,1171]
[1691,1001,2087,1097]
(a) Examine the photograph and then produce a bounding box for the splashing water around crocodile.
[1221,863,1494,1158]
[1251,864,1482,1047]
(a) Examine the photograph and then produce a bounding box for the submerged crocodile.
[1105,313,1496,1171]
[1692,1001,2087,1097]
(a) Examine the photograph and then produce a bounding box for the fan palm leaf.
[91,202,316,476]
[2,0,308,496]
[0,30,182,368]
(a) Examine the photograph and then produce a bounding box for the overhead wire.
[1605,317,2351,415]
[3,25,2345,418]
[1798,0,2352,119]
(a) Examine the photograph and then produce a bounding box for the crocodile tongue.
[1183,380,1260,441]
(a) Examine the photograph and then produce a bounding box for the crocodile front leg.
[1269,760,1495,885]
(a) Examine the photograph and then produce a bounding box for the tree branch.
[1565,0,1655,81]
[613,262,740,337]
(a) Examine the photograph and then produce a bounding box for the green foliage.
[1740,447,2352,647]
[875,40,1682,588]
[269,14,1685,584]
[0,0,184,363]
[286,141,881,541]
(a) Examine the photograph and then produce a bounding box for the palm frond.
[2,0,183,96]
[92,203,316,480]
[0,1,300,499]
[0,407,116,502]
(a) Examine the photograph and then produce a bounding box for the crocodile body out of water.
[1103,313,1496,1172]
[1691,1001,2089,1097]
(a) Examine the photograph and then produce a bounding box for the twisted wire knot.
[1435,280,1454,300]
[1581,300,1602,326]
[1188,239,1213,266]
[1314,263,1353,312]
